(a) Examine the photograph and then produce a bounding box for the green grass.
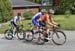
[23,15,75,30]
[0,15,75,33]
[54,15,75,30]
[0,24,9,33]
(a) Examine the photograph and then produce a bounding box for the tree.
[60,0,75,10]
[28,0,41,4]
[0,0,12,23]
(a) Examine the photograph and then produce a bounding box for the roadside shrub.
[54,6,65,15]
[23,11,34,20]
[65,10,71,18]
[0,0,12,23]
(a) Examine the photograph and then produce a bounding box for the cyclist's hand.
[53,25,58,28]
[57,24,60,27]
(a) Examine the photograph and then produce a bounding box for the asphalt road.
[0,31,75,51]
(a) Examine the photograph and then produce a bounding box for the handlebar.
[52,24,61,29]
[57,24,61,27]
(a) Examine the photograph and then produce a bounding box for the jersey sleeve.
[32,12,42,20]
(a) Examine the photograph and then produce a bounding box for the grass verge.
[0,15,75,33]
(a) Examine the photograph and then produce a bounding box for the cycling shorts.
[39,21,46,27]
[10,21,18,29]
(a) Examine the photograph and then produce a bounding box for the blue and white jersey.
[11,16,20,23]
[32,12,42,20]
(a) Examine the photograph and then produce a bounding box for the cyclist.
[10,13,22,36]
[32,9,47,33]
[39,9,58,41]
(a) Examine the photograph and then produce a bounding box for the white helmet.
[49,9,55,14]
[41,9,47,13]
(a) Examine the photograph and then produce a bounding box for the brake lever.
[57,24,61,27]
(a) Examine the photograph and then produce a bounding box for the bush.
[70,6,75,14]
[23,11,34,20]
[54,6,65,15]
[54,9,65,15]
[0,0,12,23]
[65,10,71,18]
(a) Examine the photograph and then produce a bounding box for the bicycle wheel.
[24,30,33,42]
[35,31,45,45]
[4,29,13,40]
[52,30,66,45]
[17,30,25,40]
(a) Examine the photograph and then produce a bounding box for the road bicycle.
[4,24,25,40]
[24,23,66,45]
[36,24,67,45]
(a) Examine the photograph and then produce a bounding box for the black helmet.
[17,13,21,16]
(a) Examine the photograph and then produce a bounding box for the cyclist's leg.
[39,21,48,37]
[46,25,50,35]
[39,21,49,40]
[41,24,51,42]
[12,22,17,36]
[42,25,48,38]
[44,24,53,41]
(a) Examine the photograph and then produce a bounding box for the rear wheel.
[4,29,13,40]
[52,30,66,45]
[36,31,45,45]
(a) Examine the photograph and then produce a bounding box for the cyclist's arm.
[50,16,58,25]
[46,15,54,26]
[18,17,23,25]
[39,17,42,21]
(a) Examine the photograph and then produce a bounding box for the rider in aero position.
[39,9,58,41]
[32,9,47,32]
[10,13,22,36]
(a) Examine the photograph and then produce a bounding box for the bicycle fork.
[53,30,60,38]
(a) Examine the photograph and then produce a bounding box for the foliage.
[54,15,75,30]
[65,10,71,18]
[54,0,75,14]
[60,0,75,10]
[0,15,75,33]
[23,11,34,20]
[0,0,12,23]
[28,0,41,4]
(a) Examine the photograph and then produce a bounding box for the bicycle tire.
[4,29,13,40]
[35,31,45,45]
[17,29,25,40]
[52,30,67,45]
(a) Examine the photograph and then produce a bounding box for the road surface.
[0,31,75,51]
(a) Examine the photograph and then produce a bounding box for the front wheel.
[52,30,67,45]
[24,30,33,42]
[4,29,13,40]
[17,30,25,40]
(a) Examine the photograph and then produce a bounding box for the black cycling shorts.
[11,21,18,29]
[39,21,46,27]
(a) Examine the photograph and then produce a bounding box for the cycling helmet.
[41,9,47,13]
[49,9,55,14]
